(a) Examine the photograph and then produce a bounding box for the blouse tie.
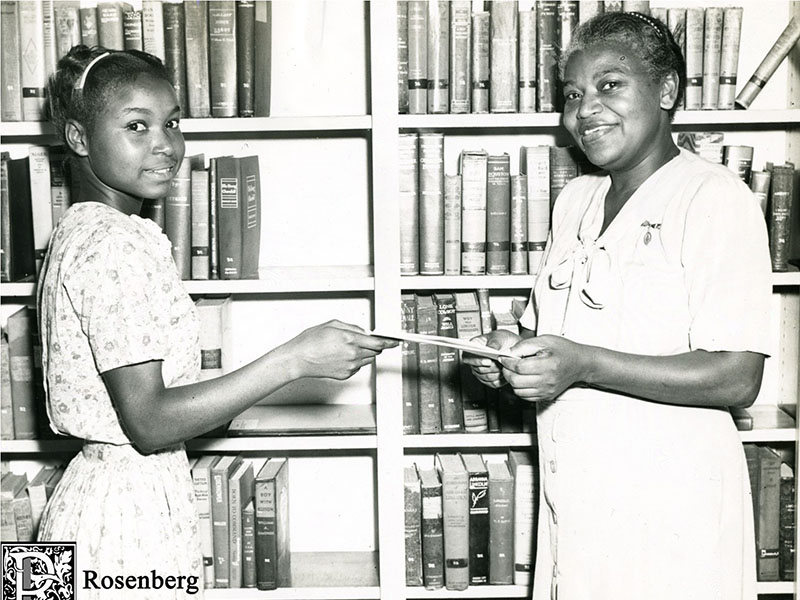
[549,234,612,312]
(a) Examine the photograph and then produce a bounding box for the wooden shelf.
[739,428,797,443]
[404,433,535,449]
[405,585,530,598]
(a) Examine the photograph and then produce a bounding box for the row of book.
[404,450,538,589]
[0,0,272,122]
[0,147,263,284]
[0,463,65,542]
[401,290,534,435]
[190,454,290,590]
[397,0,749,115]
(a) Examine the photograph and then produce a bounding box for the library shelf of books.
[0,1,799,599]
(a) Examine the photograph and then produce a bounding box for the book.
[122,7,143,50]
[756,445,782,581]
[518,7,537,113]
[434,293,464,433]
[449,1,471,114]
[27,146,53,276]
[536,1,559,112]
[476,288,494,333]
[97,1,129,50]
[7,473,32,541]
[486,154,511,275]
[722,145,754,184]
[228,459,255,588]
[701,7,723,110]
[140,195,165,230]
[19,0,47,121]
[454,291,488,432]
[419,133,445,275]
[208,0,238,117]
[401,293,420,435]
[253,0,271,117]
[736,17,800,109]
[779,463,795,582]
[459,149,489,275]
[142,0,165,60]
[399,132,420,275]
[238,155,261,279]
[163,0,188,112]
[49,147,72,227]
[165,154,195,280]
[683,7,704,111]
[768,164,795,272]
[461,453,489,585]
[0,152,9,282]
[622,1,649,13]
[195,297,232,382]
[255,457,291,590]
[470,11,490,113]
[415,294,441,434]
[404,466,423,586]
[397,0,409,113]
[236,0,256,117]
[1,0,23,122]
[211,454,243,588]
[215,155,242,279]
[26,465,53,534]
[717,7,743,110]
[750,170,772,216]
[508,449,536,586]
[208,157,220,279]
[435,453,469,591]
[510,174,528,274]
[6,307,37,440]
[487,460,514,584]
[190,168,210,279]
[579,1,603,23]
[407,0,427,114]
[556,1,579,110]
[42,0,57,83]
[443,174,462,276]
[242,497,257,587]
[191,454,220,588]
[489,0,518,113]
[227,404,376,436]
[520,145,550,274]
[426,0,448,114]
[1,334,13,440]
[667,7,687,109]
[1,473,26,541]
[6,156,36,282]
[676,131,725,165]
[418,466,444,589]
[549,146,578,209]
[184,0,211,118]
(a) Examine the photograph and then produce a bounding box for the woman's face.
[561,41,669,174]
[84,73,185,200]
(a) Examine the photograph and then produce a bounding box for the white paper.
[370,329,514,359]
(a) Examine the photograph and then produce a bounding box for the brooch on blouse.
[640,220,662,245]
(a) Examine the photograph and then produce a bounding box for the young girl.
[465,13,770,599]
[36,46,396,597]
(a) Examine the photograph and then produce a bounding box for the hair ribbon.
[75,52,112,91]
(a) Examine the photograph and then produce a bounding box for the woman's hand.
[500,334,590,402]
[281,320,398,380]
[462,329,522,389]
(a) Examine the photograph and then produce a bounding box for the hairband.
[629,12,664,39]
[74,52,111,91]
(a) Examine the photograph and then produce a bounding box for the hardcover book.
[510,174,528,274]
[404,465,423,586]
[435,453,469,590]
[454,291,488,432]
[27,145,53,276]
[536,1,558,112]
[6,156,35,282]
[253,0,272,117]
[163,0,188,111]
[419,133,445,275]
[142,0,166,60]
[165,154,195,280]
[416,294,441,434]
[418,466,444,589]
[487,460,514,584]
[239,155,262,279]
[122,7,144,50]
[190,168,210,279]
[426,0,449,114]
[443,174,462,275]
[191,454,221,588]
[80,3,100,47]
[228,459,255,588]
[97,1,130,50]
[1,0,23,122]
[242,497,257,587]
[470,11,490,113]
[236,0,256,117]
[520,146,548,273]
[399,133,420,275]
[768,164,795,272]
[434,293,464,433]
[397,0,409,113]
[701,7,723,110]
[717,7,743,109]
[489,0,518,113]
[401,293,420,435]
[211,454,244,588]
[684,7,705,110]
[255,457,291,590]
[19,0,47,121]
[459,149,488,275]
[449,0,471,114]
[195,296,232,382]
[215,155,242,279]
[184,0,212,118]
[407,0,428,114]
[208,0,238,117]
[461,453,489,585]
[6,305,37,441]
[486,153,511,275]
[518,6,537,113]
[508,449,537,586]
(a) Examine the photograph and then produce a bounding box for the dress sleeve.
[65,233,173,373]
[680,171,772,355]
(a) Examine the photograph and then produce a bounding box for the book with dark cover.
[211,454,243,588]
[418,466,444,589]
[407,0,427,114]
[236,0,255,117]
[6,307,36,440]
[0,153,10,282]
[768,164,795,272]
[140,196,165,230]
[249,0,271,116]
[215,155,242,279]
[229,459,255,588]
[449,1,471,114]
[49,148,72,227]
[7,157,35,283]
[461,453,489,585]
[1,0,22,122]
[163,0,188,112]
[434,293,463,433]
[454,291,487,432]
[165,155,194,280]
[97,2,130,51]
[779,463,795,582]
[208,0,238,117]
[123,8,143,50]
[255,457,291,590]
[184,0,211,118]
[435,453,469,591]
[556,1,579,109]
[459,149,488,275]
[487,459,514,584]
[508,449,537,586]
[401,293,420,435]
[142,0,166,60]
[519,6,537,114]
[536,1,558,112]
[80,4,99,47]
[419,133,445,275]
[757,445,782,581]
[239,155,261,279]
[416,294,441,434]
[443,174,462,275]
[426,0,449,114]
[242,498,257,587]
[490,0,518,113]
[191,168,210,279]
[398,133,420,275]
[404,465,423,586]
[208,157,221,279]
[549,146,578,210]
[486,153,511,275]
[191,454,220,588]
[397,0,409,113]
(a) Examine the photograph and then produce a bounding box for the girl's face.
[561,41,672,174]
[84,74,185,200]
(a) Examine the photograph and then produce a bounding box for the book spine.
[455,294,487,433]
[427,0,449,114]
[163,1,188,112]
[467,465,489,584]
[0,1,22,122]
[398,133,420,275]
[191,461,216,587]
[486,154,511,275]
[701,7,723,110]
[397,0,409,114]
[27,146,52,276]
[549,146,578,210]
[736,17,800,109]
[238,155,261,279]
[236,0,255,117]
[521,146,549,274]
[242,500,256,588]
[216,157,242,279]
[488,467,514,584]
[510,174,528,275]
[441,462,469,590]
[750,170,772,217]
[510,457,535,586]
[768,165,795,272]
[460,151,488,275]
[19,0,47,121]
[54,2,82,61]
[255,476,277,589]
[667,8,687,110]
[722,145,754,184]
[228,474,243,588]
[407,0,427,114]
[684,7,704,110]
[211,467,231,587]
[123,8,143,50]
[80,5,99,47]
[0,154,9,282]
[191,169,210,280]
[536,1,558,113]
[49,148,71,227]
[419,133,445,275]
[717,7,743,110]
[758,446,782,581]
[405,467,423,586]
[779,469,795,582]
[253,0,272,117]
[142,0,166,60]
[208,0,238,117]
[449,1,471,114]
[518,7,537,114]
[435,294,464,433]
[470,12,490,113]
[12,491,34,541]
[7,157,35,282]
[420,474,444,589]
[416,295,441,434]
[490,0,518,113]
[443,174,462,276]
[401,294,420,434]
[165,156,192,280]
[556,1,579,110]
[97,2,125,50]
[208,158,219,279]
[1,336,14,440]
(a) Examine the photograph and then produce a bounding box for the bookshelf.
[1,1,799,599]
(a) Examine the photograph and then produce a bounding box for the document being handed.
[369,329,514,360]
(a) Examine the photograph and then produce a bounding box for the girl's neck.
[73,156,143,217]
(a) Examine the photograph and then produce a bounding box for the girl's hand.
[500,334,590,402]
[282,320,398,380]
[462,329,522,389]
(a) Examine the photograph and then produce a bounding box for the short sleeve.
[680,172,772,355]
[65,234,172,373]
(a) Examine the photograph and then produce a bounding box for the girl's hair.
[559,12,686,119]
[46,45,171,149]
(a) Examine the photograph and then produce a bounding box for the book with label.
[489,0,518,113]
[518,6,537,113]
[165,154,195,280]
[80,3,99,48]
[184,0,212,118]
[27,146,53,276]
[701,7,723,110]
[510,174,528,274]
[97,1,130,51]
[191,167,210,279]
[426,0,448,114]
[195,296,232,382]
[435,453,469,591]
[211,454,243,588]
[255,457,291,590]
[487,460,514,585]
[416,294,441,434]
[401,293,420,435]
[142,0,166,60]
[407,0,427,115]
[399,132,420,275]
[508,449,536,586]
[208,0,238,117]
[717,6,743,109]
[404,465,423,586]
[471,11,490,113]
[236,0,256,117]
[228,459,255,588]
[163,0,188,112]
[459,150,488,275]
[449,0,471,114]
[238,155,261,279]
[434,293,463,433]
[191,454,220,588]
[418,466,444,590]
[215,155,242,279]
[684,7,704,110]
[486,154,511,275]
[122,7,144,50]
[419,133,445,275]
[242,498,256,587]
[536,0,558,112]
[1,0,23,122]
[454,291,487,432]
[6,307,37,440]
[397,0,409,113]
[461,453,489,585]
[443,174,462,275]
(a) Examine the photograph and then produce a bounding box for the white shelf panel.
[187,435,378,452]
[739,428,797,443]
[404,433,535,449]
[401,275,536,291]
[405,585,529,598]
[0,439,83,454]
[756,580,795,594]
[772,270,800,286]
